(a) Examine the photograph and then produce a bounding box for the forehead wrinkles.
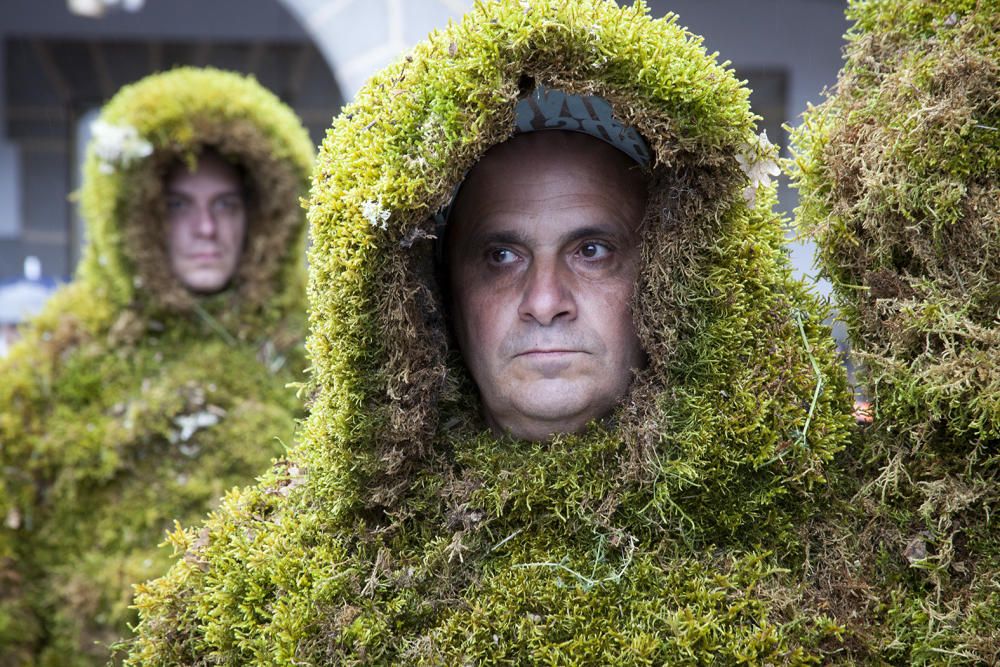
[462,196,640,251]
[451,132,647,239]
[466,133,642,199]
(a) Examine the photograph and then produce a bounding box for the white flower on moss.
[419,112,448,159]
[362,198,391,230]
[170,410,221,444]
[90,119,153,174]
[405,153,429,171]
[736,129,781,206]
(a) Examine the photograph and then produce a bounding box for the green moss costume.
[0,67,314,665]
[790,0,999,662]
[128,2,853,664]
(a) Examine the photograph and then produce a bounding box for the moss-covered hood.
[129,3,854,663]
[300,0,852,541]
[77,66,315,324]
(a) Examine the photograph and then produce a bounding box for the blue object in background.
[0,256,61,356]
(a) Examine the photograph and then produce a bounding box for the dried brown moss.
[790,0,999,661]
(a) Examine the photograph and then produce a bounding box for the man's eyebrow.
[558,224,630,245]
[476,229,532,247]
[472,224,631,248]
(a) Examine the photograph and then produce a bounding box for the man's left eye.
[488,248,519,264]
[578,242,611,259]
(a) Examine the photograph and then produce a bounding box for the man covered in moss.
[0,67,314,665]
[789,0,999,661]
[128,2,855,664]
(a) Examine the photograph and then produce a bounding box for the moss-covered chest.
[0,312,306,664]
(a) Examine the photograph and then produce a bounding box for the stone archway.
[278,0,473,99]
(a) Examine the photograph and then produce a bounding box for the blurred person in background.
[0,67,314,665]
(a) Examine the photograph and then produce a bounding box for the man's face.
[164,153,247,294]
[447,132,646,441]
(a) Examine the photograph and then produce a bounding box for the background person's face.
[165,153,247,294]
[447,132,647,441]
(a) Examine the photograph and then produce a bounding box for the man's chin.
[494,407,594,441]
[505,380,599,426]
[178,269,231,294]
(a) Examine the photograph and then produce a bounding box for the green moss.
[128,2,854,663]
[789,0,999,661]
[0,68,313,664]
[420,549,842,666]
[789,0,998,446]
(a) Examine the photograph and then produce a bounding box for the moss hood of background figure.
[0,67,314,666]
[128,2,854,664]
[789,0,999,662]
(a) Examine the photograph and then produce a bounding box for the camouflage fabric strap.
[434,86,648,231]
[515,85,650,166]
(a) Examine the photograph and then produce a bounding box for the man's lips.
[514,349,584,357]
[512,349,586,378]
[187,252,223,261]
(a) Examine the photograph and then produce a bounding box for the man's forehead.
[448,131,647,248]
[468,130,643,182]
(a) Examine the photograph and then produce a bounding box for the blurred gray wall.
[1,0,849,302]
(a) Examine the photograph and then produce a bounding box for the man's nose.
[518,259,576,325]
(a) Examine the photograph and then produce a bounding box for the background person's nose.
[193,204,219,238]
[518,260,576,326]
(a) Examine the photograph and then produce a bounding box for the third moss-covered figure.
[790,0,998,661]
[129,3,854,663]
[0,68,314,664]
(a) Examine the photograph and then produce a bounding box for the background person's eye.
[212,196,245,217]
[165,196,189,216]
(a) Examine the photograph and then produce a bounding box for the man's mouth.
[513,350,584,378]
[513,349,586,364]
